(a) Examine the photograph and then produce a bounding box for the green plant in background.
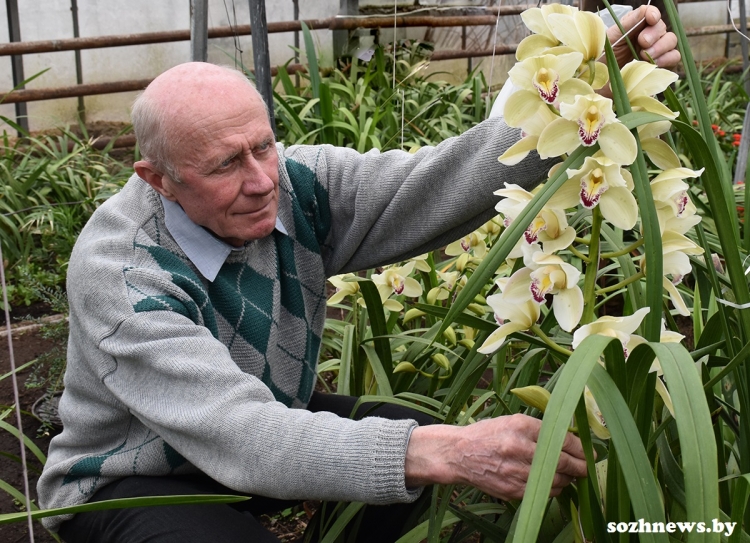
[318,2,750,542]
[274,26,488,151]
[0,121,132,308]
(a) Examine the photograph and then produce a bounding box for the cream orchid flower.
[427,270,461,303]
[478,272,541,354]
[650,167,704,218]
[572,307,650,358]
[584,386,611,439]
[563,155,638,230]
[546,10,609,89]
[522,244,584,331]
[445,230,487,259]
[639,121,681,170]
[516,4,577,60]
[327,274,360,306]
[371,261,423,312]
[621,60,679,119]
[660,229,703,316]
[504,53,593,129]
[408,254,432,273]
[538,94,637,165]
[656,206,701,237]
[494,184,575,251]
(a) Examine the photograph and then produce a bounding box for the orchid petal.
[663,277,690,316]
[537,118,581,158]
[630,96,679,119]
[599,186,638,230]
[542,226,576,253]
[516,34,559,60]
[553,287,584,332]
[498,135,540,166]
[504,91,545,128]
[655,377,675,417]
[478,322,529,354]
[642,137,681,170]
[598,122,637,165]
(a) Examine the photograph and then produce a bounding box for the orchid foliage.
[321,2,750,541]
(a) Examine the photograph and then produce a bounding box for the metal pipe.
[248,0,275,134]
[1,79,153,104]
[70,0,85,122]
[4,0,28,133]
[0,12,533,57]
[741,0,749,95]
[2,7,733,58]
[190,0,209,62]
[4,46,747,107]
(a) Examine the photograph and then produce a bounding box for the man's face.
[160,84,279,247]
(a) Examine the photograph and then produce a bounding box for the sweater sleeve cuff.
[369,418,423,503]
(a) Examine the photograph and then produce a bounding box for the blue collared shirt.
[160,195,288,282]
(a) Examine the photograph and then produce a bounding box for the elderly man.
[38,7,678,542]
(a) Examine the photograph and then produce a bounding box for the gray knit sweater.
[37,118,547,530]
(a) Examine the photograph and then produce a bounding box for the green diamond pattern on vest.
[275,233,306,321]
[210,262,275,355]
[131,243,219,336]
[284,157,331,250]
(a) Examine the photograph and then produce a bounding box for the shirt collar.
[161,195,288,282]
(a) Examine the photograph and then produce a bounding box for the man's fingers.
[651,49,681,69]
[551,471,575,490]
[561,431,586,460]
[642,32,678,62]
[557,451,589,478]
[638,19,667,50]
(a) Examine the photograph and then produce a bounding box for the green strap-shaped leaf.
[512,334,618,543]
[0,420,46,465]
[358,280,394,387]
[587,364,668,543]
[0,494,249,525]
[648,342,720,543]
[729,474,750,543]
[319,502,365,543]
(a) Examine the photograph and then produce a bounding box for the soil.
[0,328,59,543]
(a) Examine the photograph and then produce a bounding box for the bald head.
[132,62,268,181]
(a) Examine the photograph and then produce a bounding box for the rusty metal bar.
[686,23,750,37]
[0,11,532,57]
[1,79,153,104]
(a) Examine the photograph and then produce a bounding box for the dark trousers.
[58,392,434,543]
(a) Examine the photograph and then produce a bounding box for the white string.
[485,0,502,119]
[728,0,750,42]
[0,245,35,542]
[595,0,653,63]
[401,89,405,150]
[393,0,398,92]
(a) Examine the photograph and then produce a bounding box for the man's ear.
[134,160,178,201]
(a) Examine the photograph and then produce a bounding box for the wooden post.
[4,0,28,134]
[190,0,208,62]
[248,0,276,134]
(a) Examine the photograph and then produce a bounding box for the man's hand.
[404,414,588,500]
[607,5,680,69]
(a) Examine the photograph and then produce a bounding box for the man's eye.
[219,157,235,169]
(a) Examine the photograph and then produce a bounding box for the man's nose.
[239,156,275,195]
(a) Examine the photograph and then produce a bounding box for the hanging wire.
[393,0,398,91]
[485,0,502,119]
[222,0,244,68]
[0,245,35,543]
[728,0,750,42]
